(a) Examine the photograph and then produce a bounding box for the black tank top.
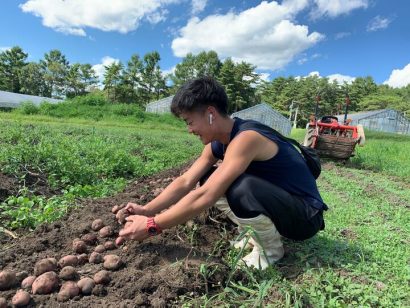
[211,117,328,211]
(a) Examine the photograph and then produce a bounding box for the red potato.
[94,244,106,253]
[103,255,123,271]
[81,233,98,245]
[12,290,31,307]
[111,205,120,214]
[0,297,6,308]
[91,219,105,231]
[99,226,113,238]
[77,277,95,295]
[32,271,59,295]
[21,276,36,289]
[89,252,103,264]
[77,253,89,265]
[0,270,17,290]
[58,255,78,268]
[104,241,116,250]
[57,281,80,302]
[116,209,128,224]
[93,270,111,285]
[59,266,78,281]
[72,240,88,253]
[34,258,58,276]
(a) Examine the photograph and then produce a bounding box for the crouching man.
[118,77,327,270]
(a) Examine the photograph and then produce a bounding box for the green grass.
[0,111,202,229]
[291,128,410,182]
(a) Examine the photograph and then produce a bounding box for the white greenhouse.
[145,96,174,114]
[231,103,292,136]
[336,109,410,135]
[0,90,62,108]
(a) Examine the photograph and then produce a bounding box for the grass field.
[1,109,409,307]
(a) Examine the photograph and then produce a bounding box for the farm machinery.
[303,95,365,160]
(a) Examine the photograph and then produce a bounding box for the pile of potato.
[0,207,128,307]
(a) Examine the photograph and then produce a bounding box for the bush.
[17,101,39,115]
[69,92,109,106]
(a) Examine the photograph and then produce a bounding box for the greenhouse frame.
[336,109,410,135]
[145,96,174,113]
[231,103,292,136]
[0,90,62,108]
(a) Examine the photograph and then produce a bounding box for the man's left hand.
[118,215,149,241]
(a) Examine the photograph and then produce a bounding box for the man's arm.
[155,130,277,228]
[141,143,218,216]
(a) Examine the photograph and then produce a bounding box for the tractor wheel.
[303,125,316,147]
[357,124,365,146]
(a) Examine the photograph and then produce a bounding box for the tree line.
[1,46,409,121]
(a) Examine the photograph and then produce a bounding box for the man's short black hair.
[171,77,228,117]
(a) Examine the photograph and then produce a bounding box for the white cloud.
[92,56,120,84]
[327,73,355,84]
[20,0,177,36]
[0,46,11,52]
[172,1,323,71]
[257,72,271,82]
[191,0,207,15]
[367,15,393,32]
[310,0,368,19]
[384,63,410,88]
[298,71,355,84]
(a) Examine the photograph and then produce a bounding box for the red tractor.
[303,95,365,160]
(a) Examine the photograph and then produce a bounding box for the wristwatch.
[146,217,162,236]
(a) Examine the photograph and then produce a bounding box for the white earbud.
[209,113,213,125]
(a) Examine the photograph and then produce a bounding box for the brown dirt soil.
[0,172,18,203]
[0,164,232,307]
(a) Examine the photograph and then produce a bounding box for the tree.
[171,51,222,90]
[218,58,260,113]
[40,49,69,98]
[139,51,166,105]
[19,62,48,96]
[66,63,98,98]
[103,62,124,102]
[0,46,28,93]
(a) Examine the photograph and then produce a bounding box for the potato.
[111,205,120,214]
[57,281,79,302]
[32,271,59,295]
[0,270,17,290]
[104,241,116,250]
[99,226,113,238]
[116,209,128,224]
[34,258,58,276]
[21,276,36,289]
[89,252,103,264]
[103,255,123,271]
[59,266,78,281]
[94,244,106,253]
[58,255,78,267]
[81,233,98,245]
[93,270,111,285]
[77,277,95,295]
[115,236,125,246]
[91,219,105,231]
[72,240,88,253]
[77,253,89,265]
[12,290,31,307]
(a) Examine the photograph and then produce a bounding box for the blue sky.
[1,0,409,87]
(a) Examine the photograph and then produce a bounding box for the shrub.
[17,101,39,115]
